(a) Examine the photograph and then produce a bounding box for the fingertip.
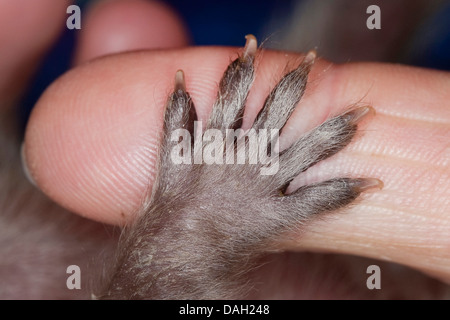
[25,57,164,225]
[20,142,37,187]
[0,0,70,108]
[74,0,190,64]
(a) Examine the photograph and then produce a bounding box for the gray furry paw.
[98,35,382,299]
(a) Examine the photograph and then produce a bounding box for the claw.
[174,69,186,92]
[303,49,317,66]
[349,178,384,193]
[243,34,257,61]
[344,106,375,126]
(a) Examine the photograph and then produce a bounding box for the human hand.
[5,0,449,297]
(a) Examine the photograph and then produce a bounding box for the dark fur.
[97,37,381,299]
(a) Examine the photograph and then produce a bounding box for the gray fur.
[97,37,380,299]
[275,109,361,189]
[207,46,255,131]
[252,52,314,132]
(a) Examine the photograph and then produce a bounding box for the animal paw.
[98,35,382,300]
